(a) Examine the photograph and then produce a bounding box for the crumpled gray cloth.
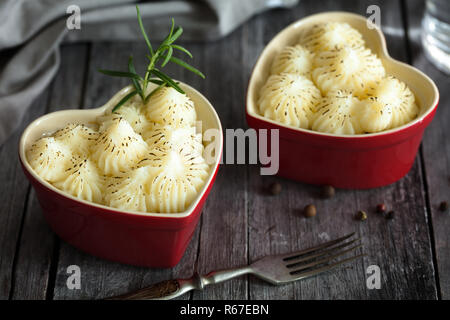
[0,0,298,146]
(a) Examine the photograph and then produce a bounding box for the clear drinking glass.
[421,0,450,74]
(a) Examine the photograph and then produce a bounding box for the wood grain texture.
[246,0,437,300]
[190,30,249,300]
[10,44,90,300]
[0,91,49,300]
[405,0,450,299]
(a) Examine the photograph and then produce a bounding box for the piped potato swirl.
[27,87,210,213]
[259,22,419,135]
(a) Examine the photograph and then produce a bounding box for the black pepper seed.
[356,210,367,221]
[439,201,448,212]
[321,185,335,198]
[385,211,395,220]
[376,203,386,214]
[269,182,282,196]
[304,204,316,218]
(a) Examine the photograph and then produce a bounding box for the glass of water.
[422,0,450,74]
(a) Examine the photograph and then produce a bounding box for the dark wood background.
[1,0,449,300]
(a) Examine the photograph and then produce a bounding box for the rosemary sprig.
[98,5,205,113]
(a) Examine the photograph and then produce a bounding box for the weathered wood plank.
[247,0,437,299]
[52,42,202,300]
[0,90,49,300]
[10,44,90,300]
[405,0,450,299]
[190,31,250,300]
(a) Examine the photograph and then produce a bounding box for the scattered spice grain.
[304,204,317,218]
[376,203,386,214]
[269,182,282,195]
[321,185,335,198]
[356,210,367,221]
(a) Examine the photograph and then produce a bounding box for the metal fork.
[108,232,364,300]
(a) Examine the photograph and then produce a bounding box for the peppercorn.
[304,204,317,218]
[376,203,386,214]
[269,182,282,195]
[356,210,367,221]
[439,201,448,212]
[321,185,335,198]
[385,211,395,220]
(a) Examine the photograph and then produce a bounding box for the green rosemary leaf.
[151,69,184,94]
[168,26,183,44]
[112,90,138,113]
[128,56,143,99]
[171,44,193,58]
[149,79,165,85]
[136,6,153,55]
[165,81,185,94]
[167,56,205,79]
[98,7,204,111]
[98,69,142,80]
[157,45,170,62]
[127,56,139,77]
[161,18,175,48]
[168,18,175,39]
[161,46,173,67]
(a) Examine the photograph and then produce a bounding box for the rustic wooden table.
[1,0,449,300]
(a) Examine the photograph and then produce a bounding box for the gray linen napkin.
[0,0,298,146]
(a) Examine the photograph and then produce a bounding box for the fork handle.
[107,266,253,300]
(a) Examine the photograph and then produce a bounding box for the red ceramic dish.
[246,12,439,189]
[19,84,223,267]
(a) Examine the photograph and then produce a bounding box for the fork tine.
[285,237,361,268]
[288,244,363,274]
[289,253,366,281]
[283,232,356,261]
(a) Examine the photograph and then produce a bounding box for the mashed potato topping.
[27,87,210,213]
[259,22,419,134]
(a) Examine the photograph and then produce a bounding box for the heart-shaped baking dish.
[19,83,223,267]
[246,12,439,189]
